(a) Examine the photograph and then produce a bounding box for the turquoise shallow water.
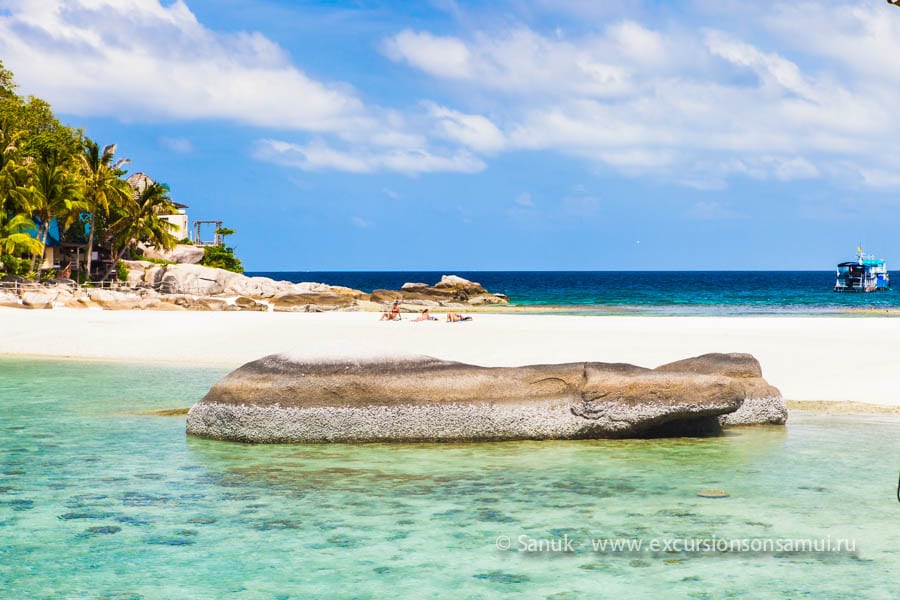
[1,358,898,599]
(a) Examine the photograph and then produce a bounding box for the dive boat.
[834,247,890,292]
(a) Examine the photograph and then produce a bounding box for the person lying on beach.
[413,309,437,322]
[446,312,472,323]
[380,300,402,321]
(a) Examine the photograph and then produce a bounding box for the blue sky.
[2,0,900,271]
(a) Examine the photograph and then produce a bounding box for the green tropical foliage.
[198,225,243,273]
[20,157,86,272]
[103,181,177,279]
[0,210,42,258]
[0,60,236,281]
[200,243,244,273]
[79,139,131,276]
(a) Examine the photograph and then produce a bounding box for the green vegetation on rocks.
[0,60,240,281]
[199,229,243,273]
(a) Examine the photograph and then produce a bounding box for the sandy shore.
[2,308,899,407]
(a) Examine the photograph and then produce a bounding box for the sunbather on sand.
[413,309,437,322]
[446,312,472,323]
[380,300,402,321]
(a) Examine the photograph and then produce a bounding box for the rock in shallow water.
[186,352,785,443]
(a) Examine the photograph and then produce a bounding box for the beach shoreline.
[2,308,899,407]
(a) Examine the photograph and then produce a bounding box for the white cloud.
[6,0,900,187]
[424,102,505,152]
[608,21,666,67]
[383,26,636,98]
[857,168,900,189]
[159,136,194,154]
[764,2,900,84]
[381,30,472,79]
[0,0,368,133]
[704,30,818,101]
[0,0,507,176]
[769,156,820,181]
[382,1,900,188]
[252,139,485,175]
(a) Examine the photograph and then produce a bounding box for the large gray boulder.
[139,243,205,264]
[272,292,361,312]
[120,261,367,306]
[373,274,509,306]
[21,290,57,309]
[186,352,784,443]
[86,289,142,310]
[654,354,787,426]
[157,263,241,295]
[0,290,21,307]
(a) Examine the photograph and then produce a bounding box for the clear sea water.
[248,271,900,315]
[2,358,898,599]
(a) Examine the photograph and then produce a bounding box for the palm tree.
[1,124,20,232]
[79,139,130,278]
[0,209,42,261]
[21,157,85,272]
[103,181,177,279]
[0,120,26,211]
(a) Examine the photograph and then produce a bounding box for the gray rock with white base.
[186,352,785,443]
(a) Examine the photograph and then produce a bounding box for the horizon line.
[244,268,843,273]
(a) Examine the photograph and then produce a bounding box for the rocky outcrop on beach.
[0,289,20,308]
[0,265,507,312]
[138,243,205,265]
[86,289,144,310]
[21,290,59,309]
[186,352,784,443]
[118,261,367,311]
[654,354,787,426]
[371,275,509,306]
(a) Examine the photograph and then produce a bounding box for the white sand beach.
[1,309,898,407]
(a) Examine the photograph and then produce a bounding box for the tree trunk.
[85,215,95,281]
[29,220,49,274]
[101,244,129,282]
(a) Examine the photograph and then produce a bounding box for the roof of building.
[125,172,188,209]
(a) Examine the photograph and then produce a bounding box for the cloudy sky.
[2,0,899,270]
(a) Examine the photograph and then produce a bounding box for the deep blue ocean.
[247,271,899,315]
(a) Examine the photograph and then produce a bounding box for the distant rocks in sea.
[0,263,505,312]
[371,275,509,306]
[186,352,786,443]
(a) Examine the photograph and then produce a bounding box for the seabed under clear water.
[1,358,898,599]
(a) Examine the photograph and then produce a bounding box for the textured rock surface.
[0,290,20,307]
[234,296,269,311]
[139,243,205,264]
[654,354,787,426]
[87,289,142,310]
[272,291,362,312]
[373,275,509,307]
[187,352,783,443]
[719,396,787,426]
[20,291,56,309]
[4,265,506,311]
[122,261,367,307]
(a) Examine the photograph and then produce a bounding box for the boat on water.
[834,247,890,292]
